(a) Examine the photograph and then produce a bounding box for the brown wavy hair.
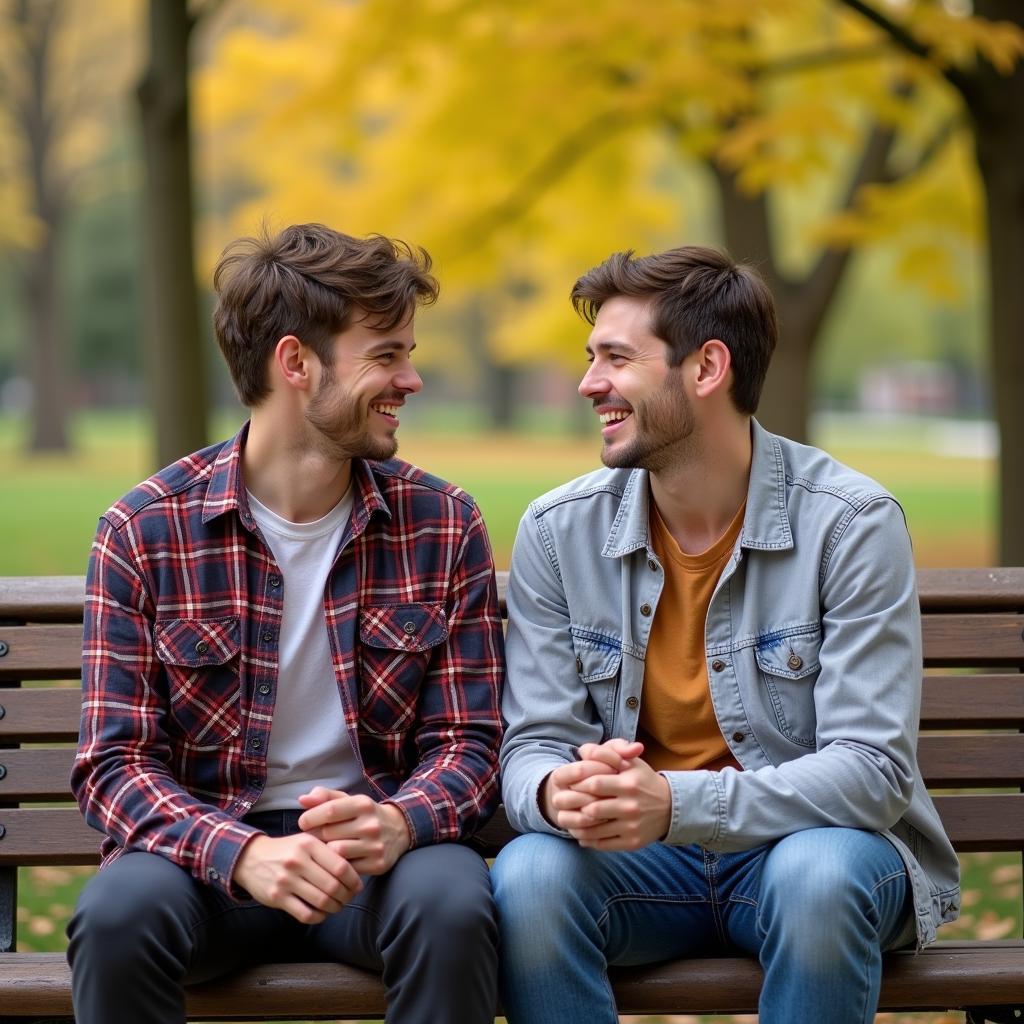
[571,246,777,414]
[213,223,439,406]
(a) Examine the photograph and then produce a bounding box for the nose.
[396,363,423,395]
[578,361,608,400]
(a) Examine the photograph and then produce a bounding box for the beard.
[305,362,399,462]
[600,370,696,472]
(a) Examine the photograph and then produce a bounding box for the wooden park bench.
[1,568,1023,1022]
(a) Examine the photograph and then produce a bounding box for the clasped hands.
[541,738,671,852]
[232,787,411,924]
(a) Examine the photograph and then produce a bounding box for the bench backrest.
[1,569,1023,950]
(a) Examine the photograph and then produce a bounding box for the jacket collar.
[201,421,391,532]
[601,418,793,558]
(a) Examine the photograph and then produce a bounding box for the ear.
[693,339,732,399]
[273,335,315,393]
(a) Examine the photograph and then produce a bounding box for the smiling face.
[579,295,695,472]
[305,313,422,461]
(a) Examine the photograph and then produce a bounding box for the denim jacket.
[501,420,960,947]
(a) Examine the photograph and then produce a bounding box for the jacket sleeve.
[382,502,505,846]
[662,495,922,849]
[499,507,607,836]
[71,518,259,897]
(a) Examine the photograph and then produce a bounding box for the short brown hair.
[571,246,777,414]
[213,223,439,406]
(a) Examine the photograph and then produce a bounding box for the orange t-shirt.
[637,501,745,773]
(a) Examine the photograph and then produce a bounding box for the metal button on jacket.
[194,640,209,655]
[640,603,652,616]
[403,621,417,634]
[625,696,639,710]
[711,659,726,672]
[787,653,803,671]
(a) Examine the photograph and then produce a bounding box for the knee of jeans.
[491,833,586,916]
[761,829,878,918]
[68,855,191,958]
[395,847,496,940]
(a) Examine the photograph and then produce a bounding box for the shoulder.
[368,457,479,516]
[527,465,635,521]
[775,433,895,511]
[101,439,232,532]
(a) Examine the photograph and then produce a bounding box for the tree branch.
[836,0,974,95]
[751,41,893,78]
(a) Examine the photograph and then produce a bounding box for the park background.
[2,1,1023,1021]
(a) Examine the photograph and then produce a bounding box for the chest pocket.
[358,603,448,735]
[754,627,822,747]
[570,627,623,737]
[154,617,241,747]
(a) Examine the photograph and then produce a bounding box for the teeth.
[599,410,631,424]
[372,404,399,416]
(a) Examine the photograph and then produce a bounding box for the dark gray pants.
[66,811,498,1024]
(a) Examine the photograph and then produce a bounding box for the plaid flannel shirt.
[72,425,504,897]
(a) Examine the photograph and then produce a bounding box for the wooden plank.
[921,675,1024,728]
[0,809,101,865]
[0,748,76,801]
[917,567,1024,612]
[0,687,81,741]
[2,943,1023,1018]
[922,615,1024,667]
[917,735,1024,786]
[0,624,84,680]
[0,577,85,623]
[934,794,1024,851]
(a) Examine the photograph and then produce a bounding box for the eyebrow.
[367,340,416,355]
[585,340,634,357]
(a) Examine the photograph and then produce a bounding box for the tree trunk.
[137,0,207,469]
[25,210,67,451]
[17,0,69,452]
[968,1,1024,566]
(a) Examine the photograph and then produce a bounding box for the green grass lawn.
[3,409,1014,1023]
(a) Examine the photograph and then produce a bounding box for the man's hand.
[297,787,412,876]
[560,739,672,852]
[232,832,363,924]
[540,738,645,828]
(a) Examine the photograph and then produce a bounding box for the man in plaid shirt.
[67,224,505,1024]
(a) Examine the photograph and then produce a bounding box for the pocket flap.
[754,629,821,679]
[570,628,623,682]
[154,617,240,667]
[359,603,448,653]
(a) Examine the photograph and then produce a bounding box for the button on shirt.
[72,424,504,896]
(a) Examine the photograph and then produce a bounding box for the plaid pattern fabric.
[73,425,505,896]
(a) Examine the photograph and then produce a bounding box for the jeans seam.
[595,893,707,930]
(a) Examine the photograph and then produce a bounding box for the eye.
[378,352,396,362]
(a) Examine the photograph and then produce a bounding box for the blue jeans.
[492,827,914,1024]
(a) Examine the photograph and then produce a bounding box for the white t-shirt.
[247,487,368,811]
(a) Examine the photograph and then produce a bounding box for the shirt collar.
[201,421,391,531]
[601,418,794,558]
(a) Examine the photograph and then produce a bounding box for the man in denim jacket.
[493,245,959,1024]
[68,224,503,1024]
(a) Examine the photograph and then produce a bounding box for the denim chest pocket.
[753,627,822,748]
[570,627,623,737]
[358,603,448,736]
[154,617,242,747]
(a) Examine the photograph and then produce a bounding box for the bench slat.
[0,625,84,680]
[0,749,76,801]
[2,736,1020,803]
[0,577,85,623]
[0,810,101,865]
[917,735,1024,785]
[2,943,1023,1018]
[922,615,1024,666]
[921,675,1024,727]
[0,687,81,741]
[917,567,1024,611]
[1,676,1021,746]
